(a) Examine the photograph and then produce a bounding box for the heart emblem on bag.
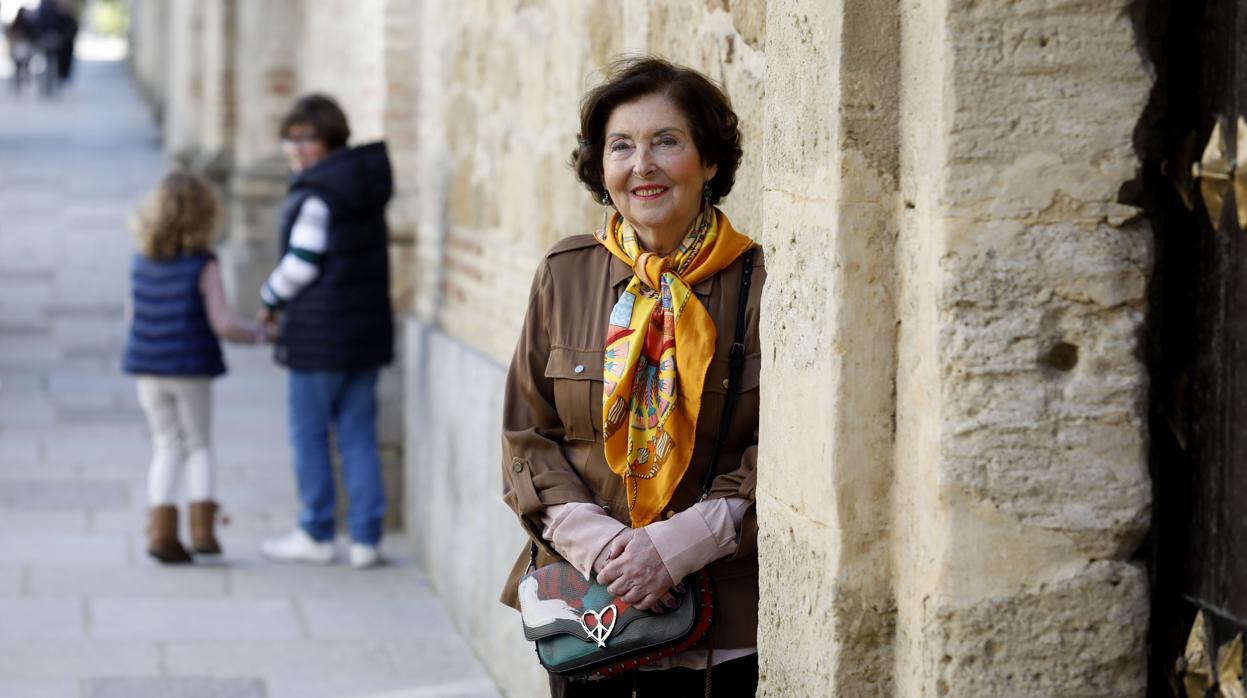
[578,604,618,648]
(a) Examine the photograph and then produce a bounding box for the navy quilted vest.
[122,253,226,377]
[273,142,394,371]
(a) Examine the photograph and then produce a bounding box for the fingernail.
[665,598,679,609]
[674,583,685,593]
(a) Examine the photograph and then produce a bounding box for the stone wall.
[127,0,1156,695]
[891,0,1153,694]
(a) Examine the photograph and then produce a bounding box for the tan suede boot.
[189,501,223,555]
[146,505,192,563]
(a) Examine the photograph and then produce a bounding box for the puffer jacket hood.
[289,141,392,214]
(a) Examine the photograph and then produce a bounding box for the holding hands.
[594,528,679,613]
[255,308,279,344]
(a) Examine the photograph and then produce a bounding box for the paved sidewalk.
[0,47,499,698]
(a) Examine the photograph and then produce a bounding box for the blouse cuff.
[540,502,626,579]
[646,497,746,584]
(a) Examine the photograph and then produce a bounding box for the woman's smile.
[631,185,669,200]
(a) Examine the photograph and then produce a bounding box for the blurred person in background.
[123,172,272,564]
[257,94,395,571]
[5,6,35,94]
[33,0,74,96]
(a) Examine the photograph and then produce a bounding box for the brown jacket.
[500,233,764,649]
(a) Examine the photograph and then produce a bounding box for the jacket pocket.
[701,354,761,396]
[544,347,603,442]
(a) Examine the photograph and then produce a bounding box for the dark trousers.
[548,654,758,698]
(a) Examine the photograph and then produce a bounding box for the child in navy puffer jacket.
[122,171,271,564]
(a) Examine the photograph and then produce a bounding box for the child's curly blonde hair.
[132,171,221,260]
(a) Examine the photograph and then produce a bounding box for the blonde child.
[122,171,269,563]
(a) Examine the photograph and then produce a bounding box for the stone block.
[0,533,127,565]
[298,595,451,640]
[922,562,1147,697]
[0,566,22,595]
[0,482,130,510]
[227,558,429,597]
[91,598,301,639]
[85,677,266,698]
[27,565,228,598]
[265,676,497,698]
[0,433,43,461]
[163,639,396,679]
[0,679,82,698]
[0,598,85,638]
[0,639,159,678]
[0,509,90,533]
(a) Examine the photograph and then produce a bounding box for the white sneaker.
[260,529,335,565]
[348,543,382,569]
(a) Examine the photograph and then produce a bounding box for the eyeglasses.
[281,135,322,147]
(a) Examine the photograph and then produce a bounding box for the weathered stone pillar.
[217,0,302,318]
[127,0,169,114]
[758,0,1152,694]
[758,1,900,694]
[162,0,204,161]
[890,0,1151,695]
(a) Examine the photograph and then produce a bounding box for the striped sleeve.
[261,196,329,309]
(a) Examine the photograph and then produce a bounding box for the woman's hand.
[596,528,678,613]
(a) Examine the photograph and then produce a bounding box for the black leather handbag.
[517,248,755,680]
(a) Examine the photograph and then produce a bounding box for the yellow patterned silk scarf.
[598,207,754,527]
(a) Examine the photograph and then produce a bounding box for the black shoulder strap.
[700,246,755,500]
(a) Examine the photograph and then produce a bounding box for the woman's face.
[281,123,330,173]
[602,93,717,255]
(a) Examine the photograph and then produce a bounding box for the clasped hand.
[594,528,680,613]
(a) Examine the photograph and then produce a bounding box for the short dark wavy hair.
[570,57,742,206]
[280,93,351,150]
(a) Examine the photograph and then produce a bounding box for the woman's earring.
[702,184,712,201]
[599,191,611,239]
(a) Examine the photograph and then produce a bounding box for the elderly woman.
[501,57,763,697]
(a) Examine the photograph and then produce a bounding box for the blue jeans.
[288,368,386,545]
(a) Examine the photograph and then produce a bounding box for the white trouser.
[136,376,216,506]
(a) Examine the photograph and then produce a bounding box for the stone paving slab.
[0,481,130,509]
[85,677,266,698]
[28,564,229,597]
[0,678,82,698]
[384,637,496,682]
[0,565,22,595]
[0,462,79,482]
[229,563,431,598]
[265,676,500,698]
[92,598,302,640]
[162,639,397,679]
[0,509,91,533]
[0,597,85,638]
[0,433,41,461]
[298,595,452,640]
[0,639,160,678]
[0,532,128,565]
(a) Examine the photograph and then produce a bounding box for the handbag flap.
[518,562,694,643]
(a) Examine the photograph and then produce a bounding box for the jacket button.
[665,510,675,519]
[574,364,585,374]
[722,378,729,389]
[512,460,524,473]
